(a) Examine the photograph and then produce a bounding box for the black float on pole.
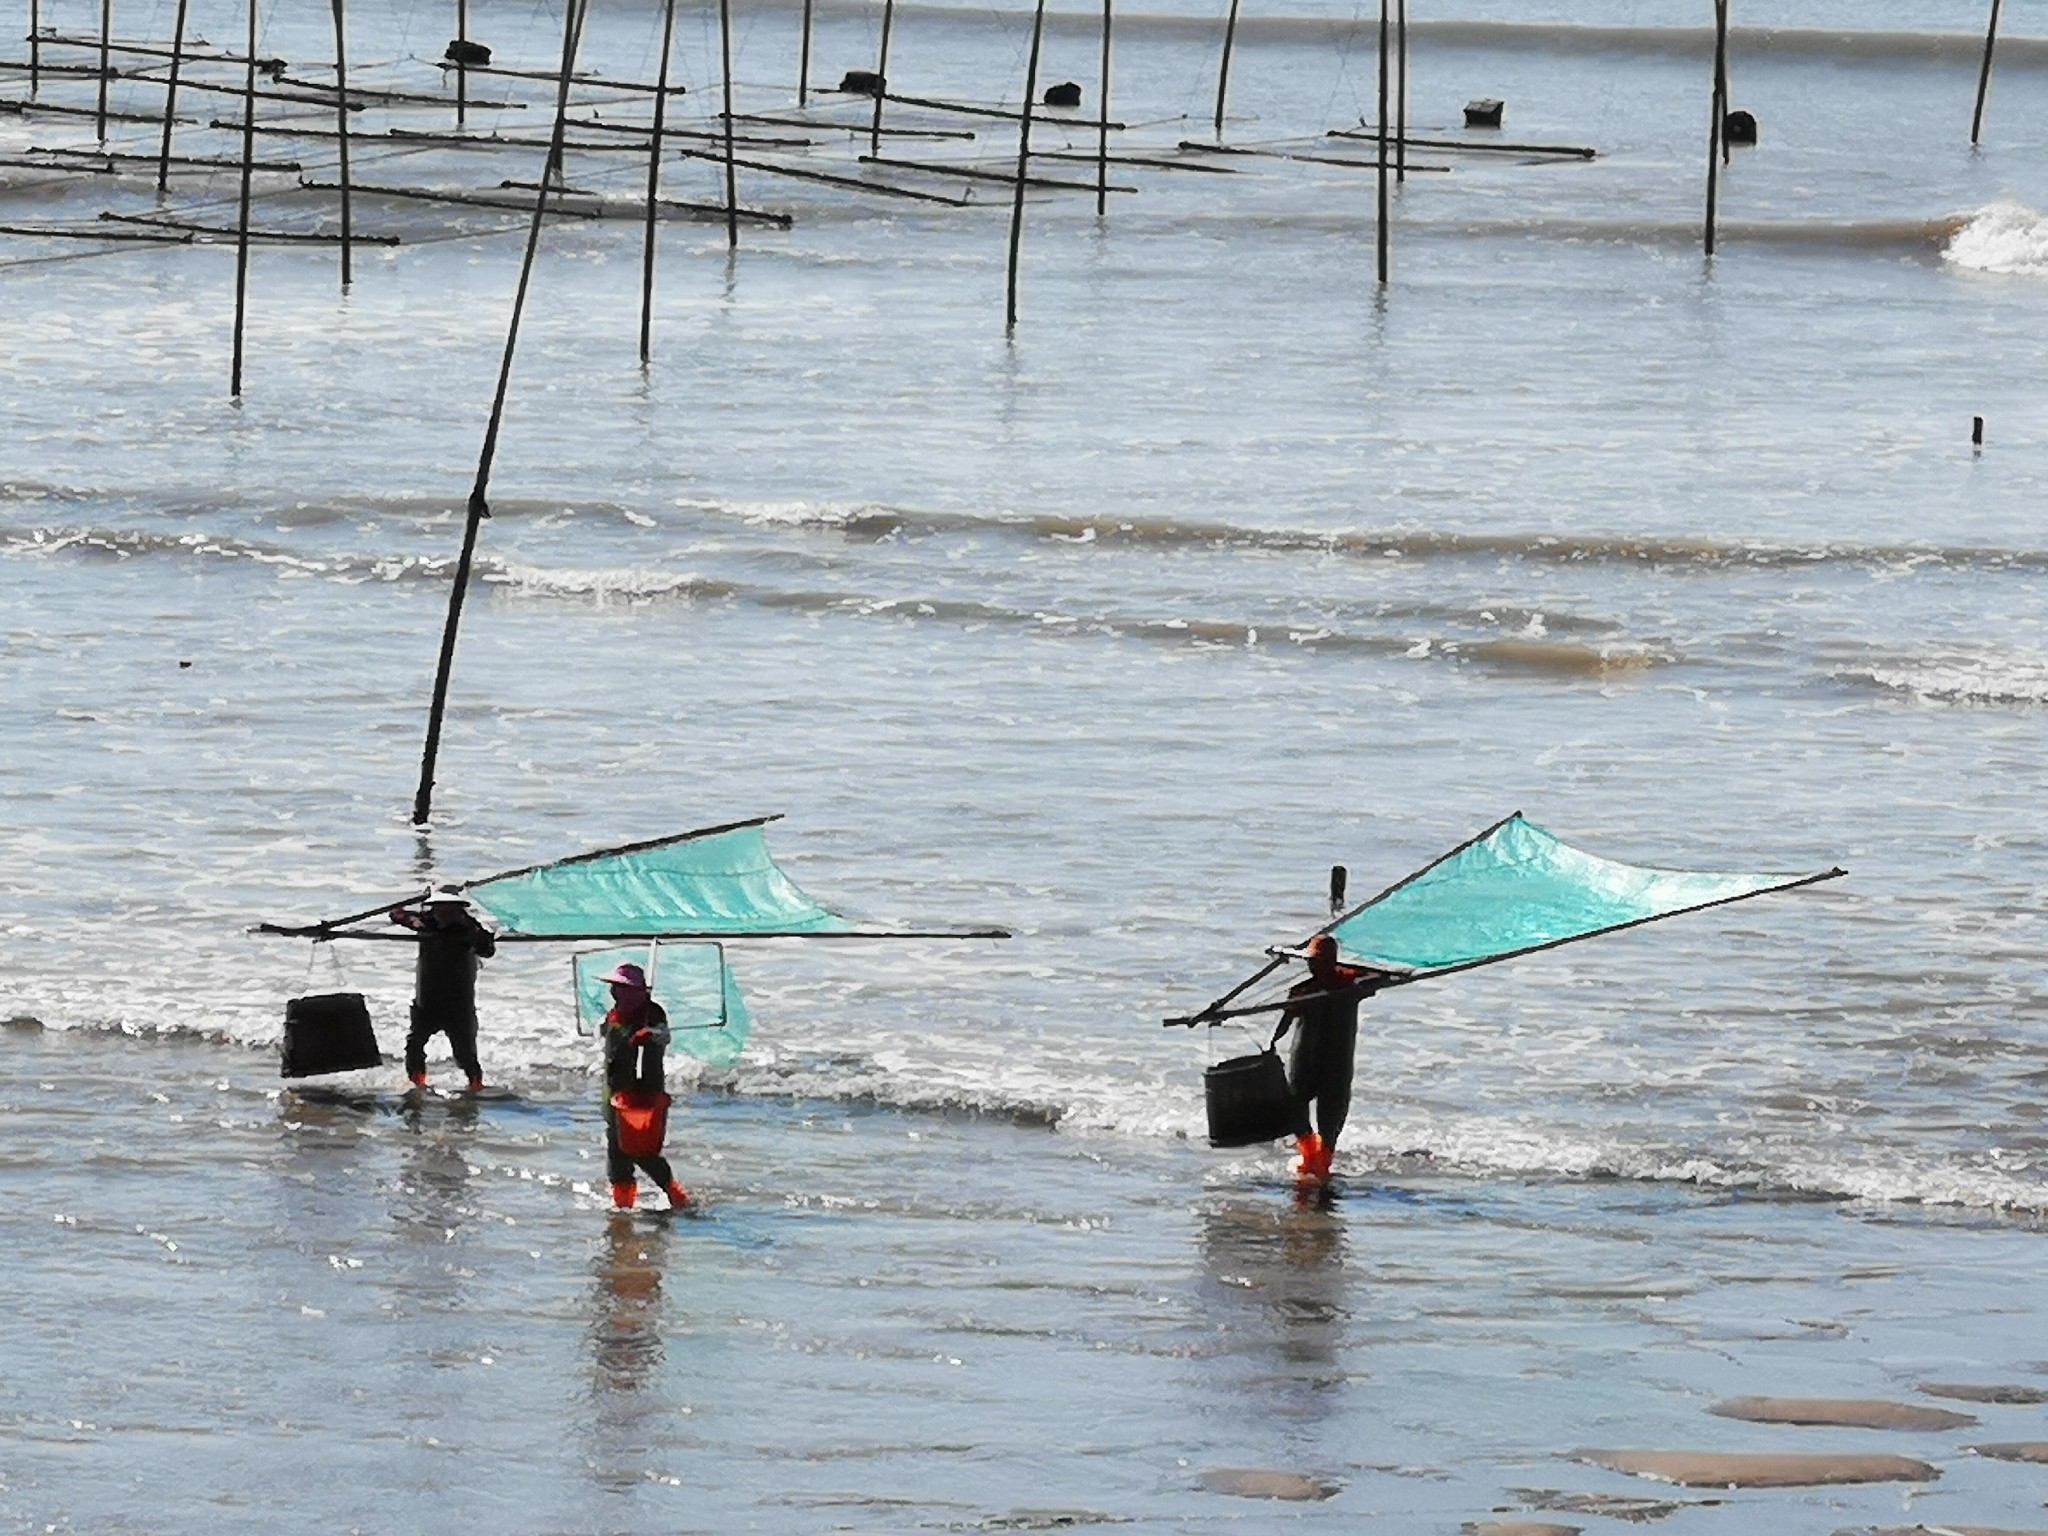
[332,0,352,289]
[1973,414,1985,448]
[95,0,110,140]
[1375,0,1388,284]
[1704,0,1728,256]
[639,0,676,360]
[456,0,469,124]
[1005,0,1048,332]
[1972,0,2001,145]
[230,0,257,397]
[1394,0,1406,182]
[868,0,895,157]
[155,0,189,188]
[1095,0,1112,216]
[719,0,738,247]
[1213,0,1239,139]
[797,0,813,105]
[413,0,590,828]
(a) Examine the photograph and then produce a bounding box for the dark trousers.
[405,1005,481,1082]
[604,1105,674,1190]
[1288,1016,1356,1146]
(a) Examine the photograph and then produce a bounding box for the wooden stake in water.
[28,0,39,95]
[1375,0,1388,284]
[95,0,110,140]
[1394,0,1407,182]
[332,0,352,289]
[155,0,189,189]
[1971,0,2001,145]
[1212,0,1239,139]
[414,0,590,827]
[1703,0,1728,255]
[639,0,677,360]
[868,0,895,157]
[456,0,469,125]
[231,0,256,397]
[1095,0,1112,216]
[797,0,813,106]
[719,0,738,247]
[1005,0,1048,332]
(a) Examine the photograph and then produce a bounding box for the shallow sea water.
[7,0,2048,1528]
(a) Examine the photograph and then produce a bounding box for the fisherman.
[1273,934,1377,1183]
[600,962,691,1213]
[389,888,496,1092]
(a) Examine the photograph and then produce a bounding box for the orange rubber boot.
[1293,1134,1325,1182]
[664,1181,692,1211]
[409,1072,428,1089]
[610,1183,638,1210]
[1312,1140,1336,1181]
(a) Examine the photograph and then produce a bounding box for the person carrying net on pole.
[599,962,691,1213]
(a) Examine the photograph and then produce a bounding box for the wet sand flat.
[1572,1449,1939,1487]
[1711,1397,1978,1431]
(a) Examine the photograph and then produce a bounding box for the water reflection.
[1198,1196,1353,1408]
[585,1218,671,1493]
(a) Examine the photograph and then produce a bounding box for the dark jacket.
[402,910,496,1019]
[604,1001,672,1094]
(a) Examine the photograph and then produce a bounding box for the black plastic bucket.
[1204,1050,1300,1147]
[281,993,382,1078]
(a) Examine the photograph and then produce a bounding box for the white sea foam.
[1850,652,2048,704]
[1945,201,2048,276]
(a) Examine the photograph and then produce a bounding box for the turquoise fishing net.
[572,943,752,1068]
[1329,815,1819,975]
[469,824,851,938]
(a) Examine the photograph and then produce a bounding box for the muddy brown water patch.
[1572,1450,1939,1487]
[1711,1397,1977,1430]
[1921,1382,2048,1405]
[1465,1522,1581,1536]
[1968,1442,2048,1463]
[1196,1468,1341,1501]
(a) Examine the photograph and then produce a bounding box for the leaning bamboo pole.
[1005,0,1048,332]
[154,0,189,188]
[331,0,352,288]
[413,0,591,827]
[639,0,677,359]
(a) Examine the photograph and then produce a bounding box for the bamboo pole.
[456,0,468,124]
[1095,0,1111,215]
[1704,0,1727,255]
[230,0,256,397]
[1374,0,1387,284]
[1394,0,1406,182]
[639,0,675,360]
[332,0,351,289]
[94,0,108,139]
[718,0,737,247]
[1971,0,2001,145]
[413,0,590,827]
[154,0,187,188]
[867,0,893,156]
[797,0,812,105]
[1212,0,1237,139]
[1005,0,1047,333]
[28,0,38,94]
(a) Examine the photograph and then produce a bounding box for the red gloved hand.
[631,1028,654,1043]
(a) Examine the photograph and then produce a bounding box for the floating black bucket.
[444,38,492,65]
[1722,109,1758,146]
[1042,80,1083,109]
[838,69,885,96]
[281,993,381,1078]
[1204,1050,1300,1147]
[1463,96,1504,129]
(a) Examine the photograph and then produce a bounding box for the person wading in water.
[389,888,496,1092]
[601,962,691,1213]
[1273,934,1380,1184]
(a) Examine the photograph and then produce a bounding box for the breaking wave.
[1841,652,2048,705]
[1945,201,2048,278]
